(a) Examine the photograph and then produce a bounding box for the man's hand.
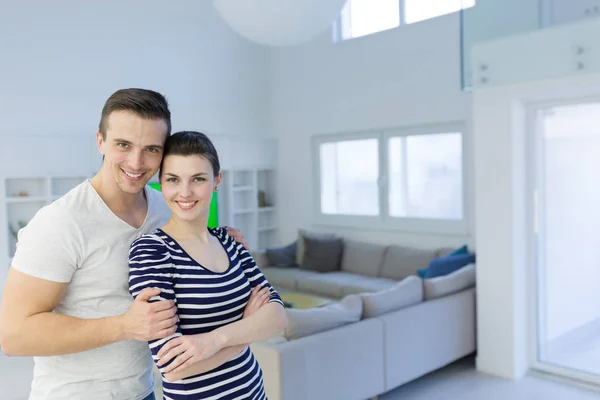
[243,285,271,319]
[121,288,178,341]
[158,332,224,374]
[225,226,248,250]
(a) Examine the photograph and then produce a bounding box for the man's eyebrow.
[113,138,132,144]
[112,139,163,149]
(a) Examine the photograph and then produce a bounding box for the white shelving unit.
[219,168,278,251]
[2,176,88,268]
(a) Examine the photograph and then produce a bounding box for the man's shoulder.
[52,180,95,214]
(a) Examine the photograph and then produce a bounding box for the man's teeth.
[124,170,143,178]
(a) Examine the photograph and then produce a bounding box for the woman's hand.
[243,285,271,319]
[158,332,223,374]
[157,286,270,374]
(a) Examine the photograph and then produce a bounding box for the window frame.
[312,122,470,235]
[334,0,475,42]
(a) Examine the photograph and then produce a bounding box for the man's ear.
[95,130,105,155]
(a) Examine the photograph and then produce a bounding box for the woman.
[128,131,287,400]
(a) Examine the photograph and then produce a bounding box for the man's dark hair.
[160,131,221,178]
[98,88,171,139]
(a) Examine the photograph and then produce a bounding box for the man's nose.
[129,150,144,170]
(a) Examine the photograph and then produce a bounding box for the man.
[0,88,248,400]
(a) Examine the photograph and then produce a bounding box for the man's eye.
[118,143,129,149]
[147,148,159,153]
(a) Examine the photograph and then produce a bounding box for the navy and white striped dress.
[128,227,283,400]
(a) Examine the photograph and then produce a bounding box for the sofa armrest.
[251,339,306,400]
[252,319,385,400]
[251,249,270,268]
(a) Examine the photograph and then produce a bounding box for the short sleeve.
[128,234,182,375]
[11,204,81,283]
[220,229,284,308]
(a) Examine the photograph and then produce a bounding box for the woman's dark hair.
[160,131,220,178]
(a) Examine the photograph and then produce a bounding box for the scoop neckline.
[156,227,234,275]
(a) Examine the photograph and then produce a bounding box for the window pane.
[404,0,475,24]
[388,133,463,219]
[341,0,400,40]
[320,139,379,216]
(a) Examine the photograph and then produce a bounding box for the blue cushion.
[418,253,476,279]
[448,245,468,256]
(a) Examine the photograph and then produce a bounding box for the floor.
[544,322,600,377]
[2,354,600,400]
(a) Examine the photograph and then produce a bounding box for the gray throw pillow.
[295,229,335,265]
[299,236,343,272]
[265,241,298,267]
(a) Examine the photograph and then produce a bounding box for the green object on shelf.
[147,183,219,228]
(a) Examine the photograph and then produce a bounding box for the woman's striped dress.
[128,227,283,400]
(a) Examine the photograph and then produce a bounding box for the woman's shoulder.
[131,229,169,250]
[209,226,228,240]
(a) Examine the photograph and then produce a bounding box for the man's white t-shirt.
[11,181,171,400]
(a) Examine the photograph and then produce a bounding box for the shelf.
[234,209,256,215]
[3,175,89,266]
[258,226,277,232]
[6,196,48,204]
[232,185,254,192]
[258,206,276,212]
[5,178,47,198]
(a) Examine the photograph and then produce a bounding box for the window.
[340,0,400,40]
[336,0,476,41]
[388,133,463,219]
[314,124,467,233]
[320,138,379,216]
[404,0,476,24]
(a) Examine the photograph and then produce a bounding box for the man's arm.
[0,268,177,357]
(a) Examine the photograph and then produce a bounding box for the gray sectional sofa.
[250,235,477,400]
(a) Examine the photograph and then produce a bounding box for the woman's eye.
[193,177,205,182]
[166,178,177,183]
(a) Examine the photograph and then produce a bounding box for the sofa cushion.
[283,294,363,340]
[424,263,476,300]
[359,276,423,319]
[341,277,397,296]
[379,246,437,280]
[341,239,387,277]
[261,267,321,291]
[419,253,476,279]
[296,272,365,298]
[265,241,298,267]
[296,229,335,266]
[300,236,343,273]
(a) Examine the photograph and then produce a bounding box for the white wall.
[0,0,270,142]
[269,13,472,248]
[0,0,273,292]
[472,17,600,380]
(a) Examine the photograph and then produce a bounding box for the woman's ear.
[215,171,223,190]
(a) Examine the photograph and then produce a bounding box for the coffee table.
[277,290,332,310]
